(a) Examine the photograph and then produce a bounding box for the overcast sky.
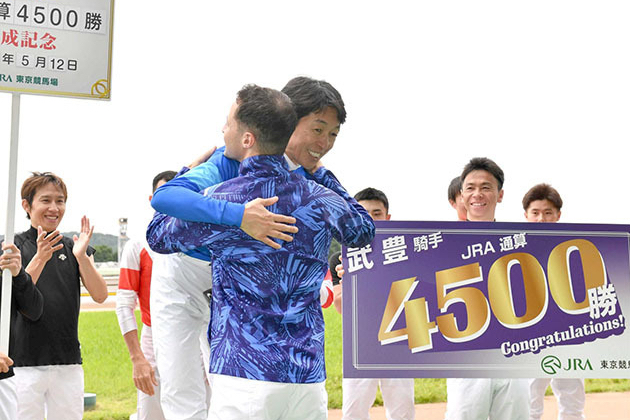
[1,1,629,241]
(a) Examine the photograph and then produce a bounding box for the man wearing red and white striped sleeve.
[116,170,185,420]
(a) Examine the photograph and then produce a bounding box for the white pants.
[0,376,18,420]
[342,378,415,420]
[137,325,166,420]
[208,374,328,420]
[14,364,84,420]
[444,378,530,420]
[151,253,213,420]
[529,378,585,420]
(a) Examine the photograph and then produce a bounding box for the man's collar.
[283,154,300,171]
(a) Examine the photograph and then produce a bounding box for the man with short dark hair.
[13,172,108,420]
[336,187,415,420]
[116,170,176,420]
[444,157,529,420]
[522,183,562,223]
[459,157,504,222]
[281,76,345,172]
[448,176,467,221]
[353,187,391,221]
[148,84,375,420]
[147,76,343,419]
[152,171,177,194]
[523,184,585,420]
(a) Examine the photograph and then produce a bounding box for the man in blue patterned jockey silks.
[147,76,349,420]
[147,84,375,420]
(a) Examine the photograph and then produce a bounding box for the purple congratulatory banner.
[342,221,630,379]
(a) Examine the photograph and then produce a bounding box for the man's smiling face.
[23,182,67,232]
[461,170,503,221]
[284,106,340,171]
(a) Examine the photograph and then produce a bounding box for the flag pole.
[1,93,21,354]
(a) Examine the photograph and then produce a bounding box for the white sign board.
[0,0,114,99]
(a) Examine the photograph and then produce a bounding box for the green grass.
[79,311,138,420]
[583,378,630,393]
[78,308,630,419]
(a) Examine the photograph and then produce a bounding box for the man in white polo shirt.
[444,157,530,420]
[523,183,585,420]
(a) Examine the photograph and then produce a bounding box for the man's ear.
[497,189,504,203]
[386,214,391,221]
[21,199,31,216]
[242,131,256,149]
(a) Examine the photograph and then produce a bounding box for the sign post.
[0,0,114,354]
[1,93,20,354]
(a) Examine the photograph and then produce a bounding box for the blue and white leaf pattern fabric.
[147,154,374,383]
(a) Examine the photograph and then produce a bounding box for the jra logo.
[542,355,592,374]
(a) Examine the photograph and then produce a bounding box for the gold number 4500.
[377,239,607,352]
